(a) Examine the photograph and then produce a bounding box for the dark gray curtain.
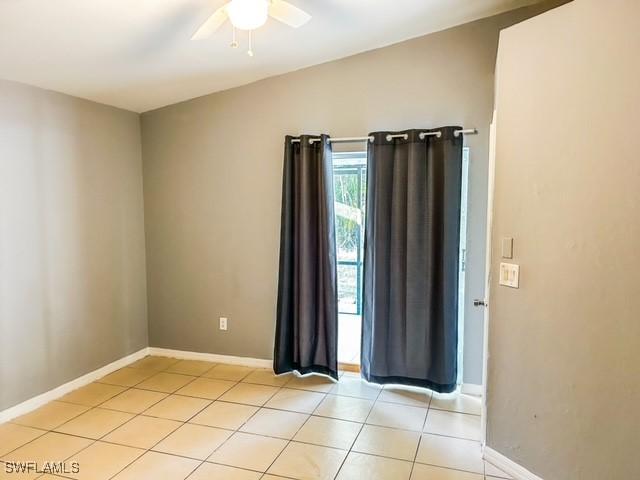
[361,127,463,393]
[274,135,339,380]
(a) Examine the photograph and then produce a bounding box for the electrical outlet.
[219,317,228,331]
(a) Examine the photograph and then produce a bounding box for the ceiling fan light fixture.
[227,0,269,31]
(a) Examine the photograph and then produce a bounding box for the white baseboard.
[148,347,272,369]
[461,383,483,396]
[484,447,544,480]
[0,347,273,424]
[0,347,149,424]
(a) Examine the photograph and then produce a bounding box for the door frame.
[481,110,497,446]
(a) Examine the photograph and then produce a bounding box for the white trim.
[461,383,483,396]
[0,347,148,423]
[481,109,498,446]
[147,347,272,369]
[0,347,273,424]
[484,447,545,480]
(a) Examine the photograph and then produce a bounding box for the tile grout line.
[181,367,290,480]
[106,361,256,480]
[207,374,339,478]
[62,358,197,480]
[57,388,482,421]
[408,388,434,479]
[116,377,464,477]
[12,414,482,477]
[413,460,493,478]
[9,358,206,480]
[90,359,236,480]
[331,378,385,479]
[2,382,140,463]
[4,359,290,478]
[256,382,332,477]
[250,371,368,477]
[413,390,490,479]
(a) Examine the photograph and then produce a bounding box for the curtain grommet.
[419,131,442,140]
[386,134,409,142]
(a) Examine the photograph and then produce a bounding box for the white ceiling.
[0,0,538,112]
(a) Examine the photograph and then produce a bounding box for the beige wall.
[488,1,640,478]
[0,80,148,410]
[141,4,560,384]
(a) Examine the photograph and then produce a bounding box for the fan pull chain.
[230,26,238,48]
[247,30,254,57]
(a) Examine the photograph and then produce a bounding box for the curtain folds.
[361,127,463,393]
[273,135,339,380]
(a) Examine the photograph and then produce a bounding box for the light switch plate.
[501,237,514,259]
[499,262,520,288]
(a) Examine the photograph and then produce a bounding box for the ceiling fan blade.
[268,0,311,28]
[191,4,229,40]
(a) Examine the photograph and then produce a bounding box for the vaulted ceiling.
[0,0,539,112]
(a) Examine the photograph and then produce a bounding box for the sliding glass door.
[333,151,366,365]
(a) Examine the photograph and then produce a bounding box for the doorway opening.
[333,151,366,367]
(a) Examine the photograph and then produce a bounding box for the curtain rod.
[291,128,477,144]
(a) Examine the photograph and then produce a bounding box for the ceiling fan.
[192,0,312,57]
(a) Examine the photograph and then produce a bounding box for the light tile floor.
[0,357,512,480]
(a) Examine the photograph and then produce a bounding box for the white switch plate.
[219,317,228,331]
[501,237,514,259]
[499,263,520,288]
